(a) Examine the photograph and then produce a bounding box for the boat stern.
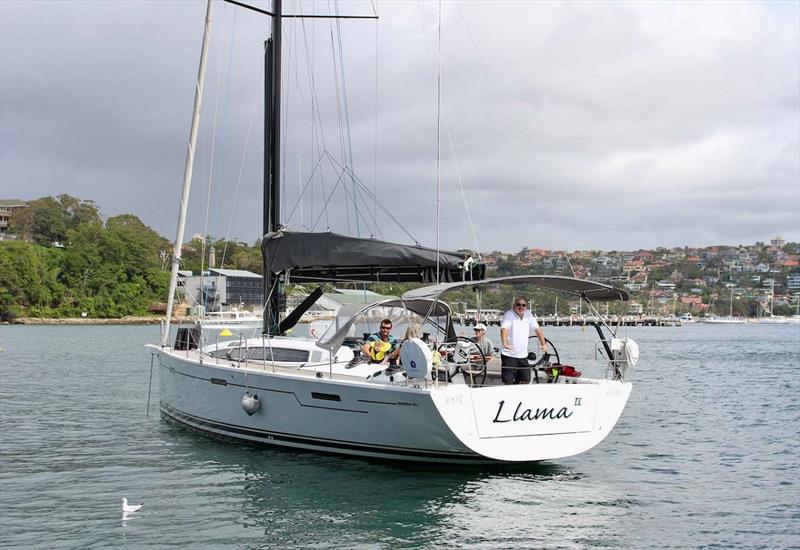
[429,380,632,462]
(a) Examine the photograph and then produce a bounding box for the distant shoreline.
[6,316,193,325]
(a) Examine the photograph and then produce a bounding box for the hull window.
[211,347,311,363]
[311,392,341,402]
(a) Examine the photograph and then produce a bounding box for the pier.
[455,315,682,327]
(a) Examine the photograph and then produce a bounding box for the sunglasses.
[380,326,392,331]
[514,303,527,308]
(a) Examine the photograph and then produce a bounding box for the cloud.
[1,0,798,254]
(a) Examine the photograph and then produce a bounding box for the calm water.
[1,323,798,549]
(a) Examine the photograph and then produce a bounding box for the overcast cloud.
[1,0,798,253]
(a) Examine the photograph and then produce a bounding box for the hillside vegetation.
[0,195,171,319]
[2,194,798,320]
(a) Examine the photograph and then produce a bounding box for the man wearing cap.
[500,296,546,384]
[470,323,494,360]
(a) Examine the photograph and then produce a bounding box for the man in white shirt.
[500,296,547,384]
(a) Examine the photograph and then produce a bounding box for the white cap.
[474,323,487,331]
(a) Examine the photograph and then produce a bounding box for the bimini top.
[261,231,485,283]
[402,275,629,302]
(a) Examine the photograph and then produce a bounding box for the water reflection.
[162,423,634,548]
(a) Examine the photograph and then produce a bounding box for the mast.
[263,0,282,335]
[162,0,214,347]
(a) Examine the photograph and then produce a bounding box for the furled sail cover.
[261,231,485,283]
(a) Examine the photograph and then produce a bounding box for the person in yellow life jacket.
[361,319,400,364]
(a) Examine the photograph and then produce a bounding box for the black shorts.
[501,354,531,385]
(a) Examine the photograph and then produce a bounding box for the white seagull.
[121,498,144,514]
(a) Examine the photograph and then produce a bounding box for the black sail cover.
[261,231,485,283]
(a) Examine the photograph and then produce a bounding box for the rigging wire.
[296,2,333,230]
[333,0,360,237]
[294,3,304,230]
[309,0,316,227]
[279,2,293,225]
[309,166,348,231]
[283,151,326,223]
[363,0,383,328]
[211,8,238,242]
[292,0,312,229]
[200,1,231,312]
[323,152,417,243]
[443,116,481,258]
[286,154,383,238]
[327,23,352,235]
[372,0,379,234]
[435,0,442,285]
[209,8,239,311]
[261,1,387,243]
[335,173,378,238]
[413,1,482,261]
[218,62,263,270]
[452,0,575,266]
[280,0,385,241]
[349,184,382,239]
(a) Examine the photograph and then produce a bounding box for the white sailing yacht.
[753,279,791,324]
[148,0,638,463]
[700,287,747,324]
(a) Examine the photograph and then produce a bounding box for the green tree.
[0,241,65,318]
[10,194,100,246]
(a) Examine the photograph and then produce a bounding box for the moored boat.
[151,275,636,463]
[149,0,638,464]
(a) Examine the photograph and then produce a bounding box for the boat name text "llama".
[492,400,574,423]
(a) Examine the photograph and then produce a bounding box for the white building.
[181,268,263,312]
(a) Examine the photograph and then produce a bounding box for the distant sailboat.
[700,288,746,324]
[753,278,791,324]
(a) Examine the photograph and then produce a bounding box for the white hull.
[200,312,263,331]
[751,316,794,324]
[154,347,631,463]
[200,322,263,331]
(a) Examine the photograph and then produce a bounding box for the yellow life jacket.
[367,340,392,361]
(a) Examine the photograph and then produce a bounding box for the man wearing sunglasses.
[362,319,401,364]
[500,297,547,384]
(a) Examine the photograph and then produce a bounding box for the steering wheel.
[528,336,560,364]
[437,336,487,386]
[525,337,559,383]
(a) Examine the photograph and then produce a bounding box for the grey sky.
[1,0,798,253]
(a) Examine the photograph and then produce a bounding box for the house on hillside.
[0,199,26,240]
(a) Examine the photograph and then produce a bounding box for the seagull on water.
[122,498,143,514]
